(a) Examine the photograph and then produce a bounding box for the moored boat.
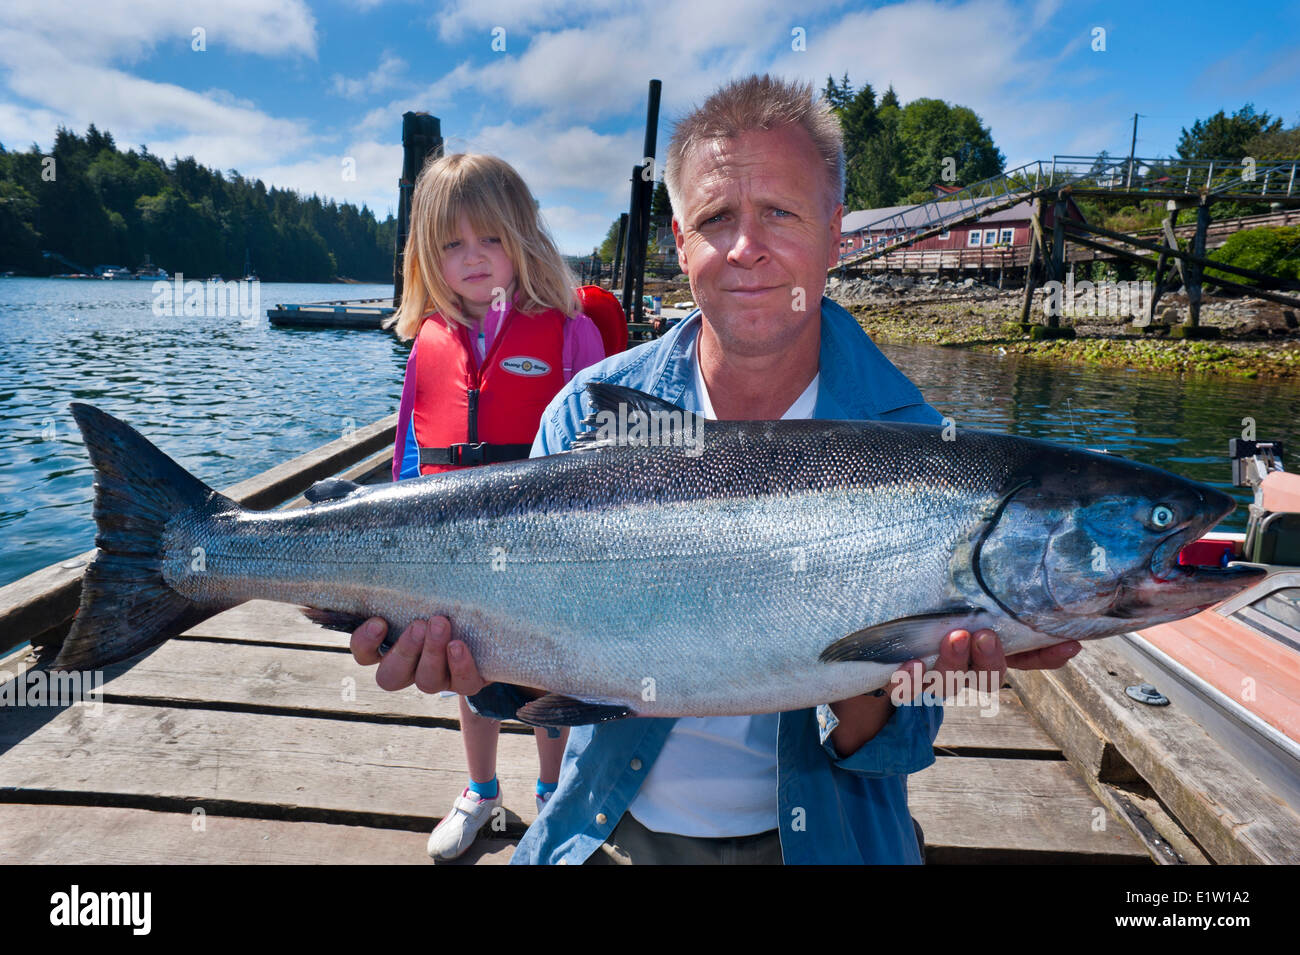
[1125,438,1300,815]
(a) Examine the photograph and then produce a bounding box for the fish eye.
[1150,504,1175,528]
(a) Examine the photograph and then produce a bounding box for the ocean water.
[2,276,1297,592]
[0,278,407,587]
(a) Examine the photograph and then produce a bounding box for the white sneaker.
[536,789,554,815]
[427,786,502,861]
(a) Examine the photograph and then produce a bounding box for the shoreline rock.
[829,280,1300,380]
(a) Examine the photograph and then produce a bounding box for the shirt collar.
[650,298,868,420]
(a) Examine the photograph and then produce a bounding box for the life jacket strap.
[418,443,533,467]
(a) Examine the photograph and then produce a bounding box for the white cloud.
[0,3,319,170]
[331,51,409,100]
[411,0,815,125]
[0,0,317,63]
[252,138,400,217]
[537,203,618,254]
[431,0,631,42]
[0,32,312,167]
[469,119,640,197]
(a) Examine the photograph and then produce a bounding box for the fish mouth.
[1153,560,1265,588]
[1109,561,1265,622]
[1127,495,1264,614]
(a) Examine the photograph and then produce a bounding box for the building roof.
[842,197,1035,235]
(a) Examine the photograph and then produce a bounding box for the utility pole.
[1126,113,1139,189]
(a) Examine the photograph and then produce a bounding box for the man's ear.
[826,202,844,270]
[672,216,689,274]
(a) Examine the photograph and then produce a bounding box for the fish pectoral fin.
[819,607,991,664]
[300,608,372,633]
[515,693,634,727]
[304,478,363,503]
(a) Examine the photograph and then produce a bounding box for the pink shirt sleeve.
[562,311,608,383]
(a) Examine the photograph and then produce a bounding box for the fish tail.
[53,403,239,670]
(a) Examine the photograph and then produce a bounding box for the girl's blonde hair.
[389,152,578,340]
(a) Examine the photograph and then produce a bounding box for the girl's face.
[440,212,517,319]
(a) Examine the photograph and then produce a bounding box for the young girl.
[387,152,606,861]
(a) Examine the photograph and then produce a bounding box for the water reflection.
[879,342,1300,529]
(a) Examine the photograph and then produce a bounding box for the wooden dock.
[267,297,394,329]
[263,295,687,342]
[0,616,1150,864]
[0,414,1250,866]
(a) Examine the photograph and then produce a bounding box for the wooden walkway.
[0,598,1150,864]
[844,207,1300,275]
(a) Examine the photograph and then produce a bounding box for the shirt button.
[595,813,607,825]
[630,758,642,771]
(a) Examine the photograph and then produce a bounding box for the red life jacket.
[576,285,628,356]
[412,305,566,473]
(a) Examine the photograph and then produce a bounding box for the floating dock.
[264,295,690,342]
[267,297,394,329]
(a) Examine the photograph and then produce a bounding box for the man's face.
[671,124,843,359]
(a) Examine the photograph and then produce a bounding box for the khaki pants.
[583,813,928,865]
[584,812,783,865]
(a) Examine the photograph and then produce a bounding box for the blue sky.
[1,0,1297,256]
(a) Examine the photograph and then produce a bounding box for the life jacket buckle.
[448,442,488,465]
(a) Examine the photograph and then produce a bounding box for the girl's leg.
[535,726,570,786]
[426,696,503,860]
[459,694,501,789]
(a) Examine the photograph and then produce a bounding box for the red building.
[839,195,1087,258]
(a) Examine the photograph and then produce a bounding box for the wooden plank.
[1006,662,1219,863]
[80,631,542,733]
[214,414,397,510]
[930,688,1061,755]
[0,703,545,839]
[1067,217,1300,294]
[1009,643,1300,864]
[0,803,515,865]
[0,551,94,658]
[84,626,1054,751]
[2,667,1140,864]
[179,599,354,649]
[0,416,398,658]
[910,755,1149,864]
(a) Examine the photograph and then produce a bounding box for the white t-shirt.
[627,338,819,837]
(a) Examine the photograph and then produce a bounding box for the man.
[349,74,1079,864]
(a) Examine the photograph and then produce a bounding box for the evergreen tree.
[821,73,853,112]
[0,124,397,280]
[1178,105,1284,161]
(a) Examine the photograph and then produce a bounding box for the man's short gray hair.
[663,73,845,219]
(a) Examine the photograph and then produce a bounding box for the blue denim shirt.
[469,296,945,864]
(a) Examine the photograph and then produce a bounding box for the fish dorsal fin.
[586,382,685,418]
[571,382,706,452]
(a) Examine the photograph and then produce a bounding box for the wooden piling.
[1018,198,1044,327]
[1185,200,1210,329]
[1048,193,1068,328]
[1140,203,1177,326]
